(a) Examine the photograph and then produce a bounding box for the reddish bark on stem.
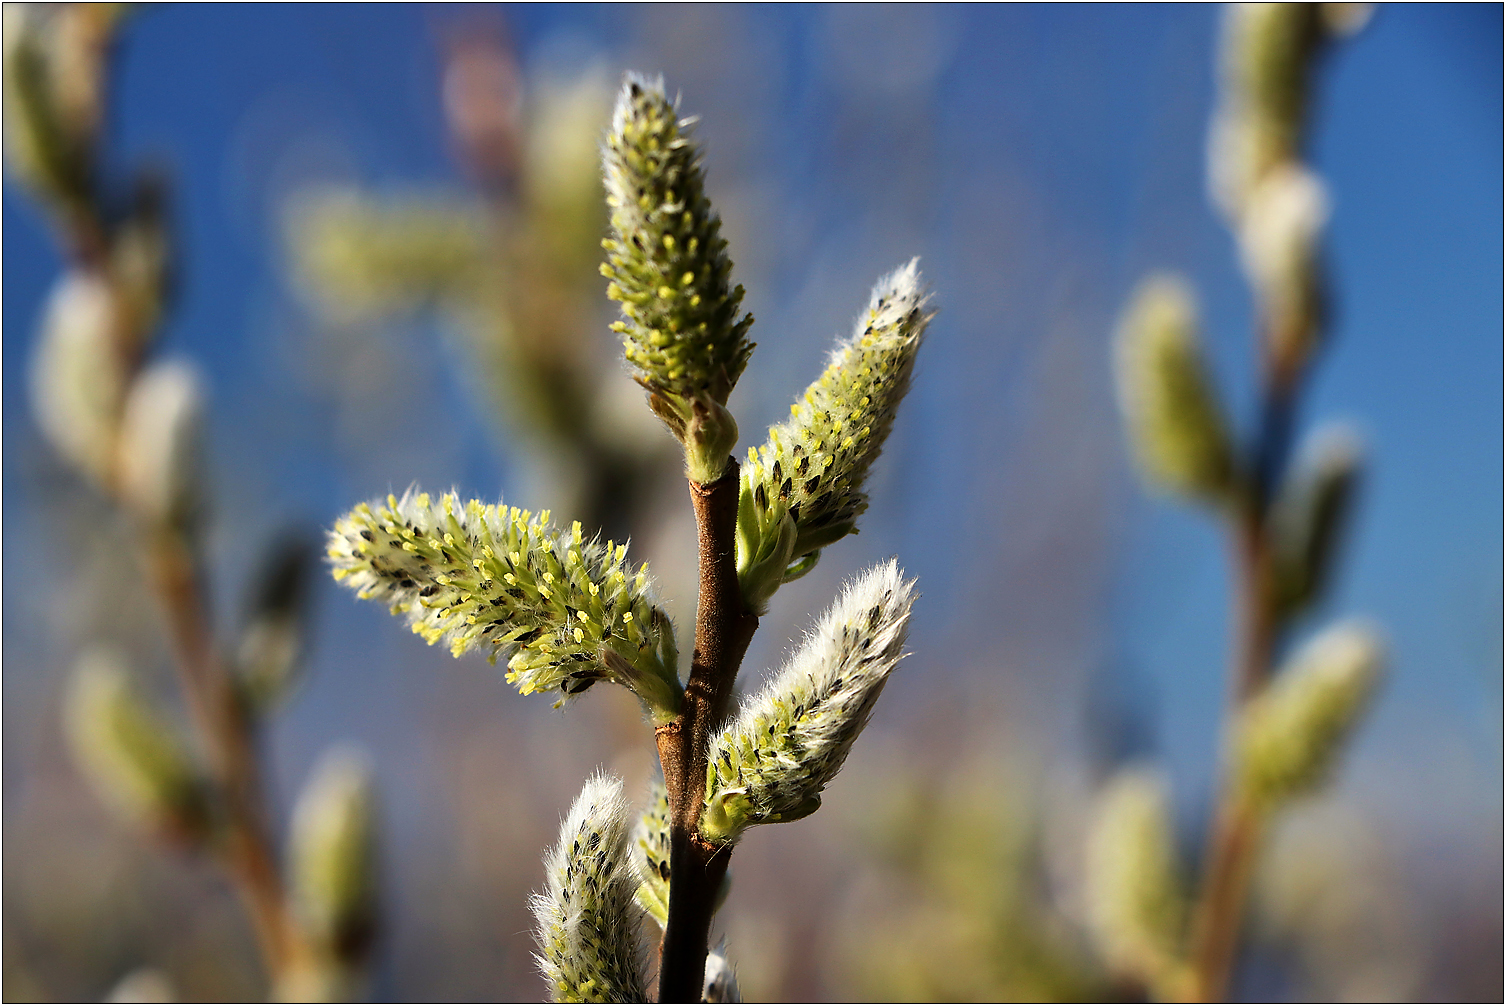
[656,464,758,1002]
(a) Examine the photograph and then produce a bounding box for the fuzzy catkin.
[1270,425,1361,622]
[117,358,204,532]
[1085,767,1187,993]
[1208,2,1324,222]
[328,489,680,716]
[289,747,377,960]
[531,773,646,1004]
[64,649,206,839]
[702,942,742,1004]
[31,271,127,489]
[1114,275,1236,505]
[629,777,671,927]
[601,75,753,405]
[1234,621,1382,809]
[701,560,915,845]
[738,263,930,612]
[1238,162,1329,368]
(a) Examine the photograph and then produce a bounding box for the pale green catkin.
[531,773,646,1004]
[1208,2,1323,221]
[30,271,128,490]
[629,777,671,928]
[1237,162,1329,369]
[289,746,377,959]
[1234,621,1383,809]
[701,560,915,845]
[64,649,207,839]
[1269,425,1362,623]
[1084,767,1188,995]
[2,5,102,220]
[117,358,205,533]
[737,262,930,613]
[1114,274,1237,505]
[601,75,753,407]
[328,489,681,718]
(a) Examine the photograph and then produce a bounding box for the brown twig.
[656,463,758,1003]
[1187,345,1306,1002]
[145,530,308,985]
[29,12,314,993]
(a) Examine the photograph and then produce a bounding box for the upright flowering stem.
[1173,8,1377,997]
[1186,339,1298,1002]
[146,531,305,981]
[655,464,758,1001]
[8,8,313,987]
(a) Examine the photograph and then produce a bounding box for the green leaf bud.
[701,561,915,845]
[117,360,205,534]
[31,270,128,489]
[531,773,646,1004]
[601,74,754,481]
[289,746,378,963]
[1084,767,1188,995]
[64,649,208,842]
[1234,621,1383,810]
[1114,275,1237,505]
[737,261,929,613]
[630,777,671,929]
[1269,425,1362,624]
[328,489,682,719]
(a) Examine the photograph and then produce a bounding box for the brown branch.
[1187,339,1305,1002]
[656,463,758,1003]
[145,530,308,986]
